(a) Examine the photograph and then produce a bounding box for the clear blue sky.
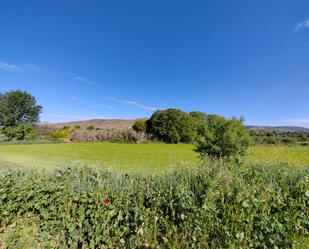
[1,0,309,127]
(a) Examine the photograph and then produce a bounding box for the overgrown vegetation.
[70,128,149,143]
[0,161,308,248]
[250,130,309,146]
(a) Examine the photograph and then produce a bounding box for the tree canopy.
[195,115,252,159]
[0,90,42,140]
[146,109,197,143]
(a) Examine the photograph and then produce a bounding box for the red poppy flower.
[103,199,109,205]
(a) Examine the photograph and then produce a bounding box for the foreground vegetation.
[0,160,308,248]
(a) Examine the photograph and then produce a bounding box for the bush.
[195,115,252,159]
[146,109,196,143]
[263,136,279,145]
[0,161,308,248]
[132,119,147,133]
[49,126,81,141]
[70,128,148,143]
[50,128,71,140]
[282,137,297,145]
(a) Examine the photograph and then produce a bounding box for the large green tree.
[146,108,196,143]
[0,90,42,140]
[195,114,252,159]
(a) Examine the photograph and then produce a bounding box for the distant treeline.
[249,130,309,146]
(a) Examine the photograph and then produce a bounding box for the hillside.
[48,119,142,129]
[45,119,309,133]
[246,126,309,133]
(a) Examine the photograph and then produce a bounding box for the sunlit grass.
[1,143,309,173]
[246,145,309,166]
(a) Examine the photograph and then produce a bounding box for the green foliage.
[250,130,309,146]
[146,108,197,143]
[86,125,94,131]
[263,136,279,145]
[50,129,71,139]
[195,115,252,159]
[0,90,42,140]
[0,161,308,248]
[189,111,207,121]
[50,127,79,140]
[2,122,36,140]
[132,119,147,133]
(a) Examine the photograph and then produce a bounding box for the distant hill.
[246,126,309,133]
[48,119,141,129]
[45,119,309,133]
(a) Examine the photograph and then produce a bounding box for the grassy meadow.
[0,143,309,173]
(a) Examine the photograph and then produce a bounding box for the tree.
[0,90,42,140]
[195,115,252,159]
[132,119,147,133]
[189,111,207,140]
[189,111,207,121]
[146,109,196,143]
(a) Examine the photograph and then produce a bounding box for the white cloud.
[21,62,42,72]
[0,61,42,72]
[107,96,157,111]
[294,19,309,32]
[0,62,20,72]
[284,118,309,128]
[75,76,94,85]
[125,101,157,111]
[42,114,118,123]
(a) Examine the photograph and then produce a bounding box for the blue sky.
[0,0,309,127]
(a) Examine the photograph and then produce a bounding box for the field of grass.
[246,145,309,166]
[1,143,309,173]
[0,143,200,174]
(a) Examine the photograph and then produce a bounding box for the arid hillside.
[47,119,144,129]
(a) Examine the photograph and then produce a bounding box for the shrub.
[50,126,81,140]
[50,129,71,140]
[132,119,147,133]
[70,128,148,143]
[195,115,252,159]
[263,136,278,145]
[282,137,297,145]
[0,161,308,248]
[86,125,95,131]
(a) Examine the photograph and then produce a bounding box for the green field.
[1,143,309,173]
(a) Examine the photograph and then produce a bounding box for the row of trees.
[133,108,252,159]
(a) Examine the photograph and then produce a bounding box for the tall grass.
[0,160,308,248]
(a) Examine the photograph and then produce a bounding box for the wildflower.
[103,199,109,205]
